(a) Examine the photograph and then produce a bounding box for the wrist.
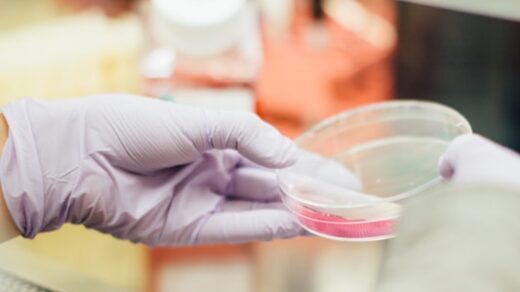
[0,112,21,242]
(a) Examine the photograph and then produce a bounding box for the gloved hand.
[439,134,520,190]
[0,95,303,246]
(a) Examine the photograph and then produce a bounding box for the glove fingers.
[439,134,502,180]
[439,134,474,179]
[439,134,520,188]
[295,150,363,190]
[201,111,297,168]
[196,203,304,245]
[229,166,281,202]
[88,96,296,171]
[230,149,363,203]
[217,200,286,212]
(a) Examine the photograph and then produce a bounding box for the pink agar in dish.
[295,206,395,239]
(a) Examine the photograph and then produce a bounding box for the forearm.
[0,112,20,242]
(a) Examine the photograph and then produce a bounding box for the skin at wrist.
[0,112,21,242]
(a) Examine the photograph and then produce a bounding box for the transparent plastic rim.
[282,197,401,222]
[295,100,471,144]
[299,225,395,242]
[279,100,472,208]
[278,175,442,209]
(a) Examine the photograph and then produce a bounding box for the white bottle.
[140,0,261,112]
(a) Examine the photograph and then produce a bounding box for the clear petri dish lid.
[278,100,472,208]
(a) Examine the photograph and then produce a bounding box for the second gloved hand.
[439,134,520,190]
[0,95,303,246]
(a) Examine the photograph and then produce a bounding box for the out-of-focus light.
[398,0,520,21]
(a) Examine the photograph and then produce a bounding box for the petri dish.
[278,100,472,241]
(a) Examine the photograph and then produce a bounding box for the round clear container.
[278,100,472,241]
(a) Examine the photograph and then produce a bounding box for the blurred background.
[0,0,518,291]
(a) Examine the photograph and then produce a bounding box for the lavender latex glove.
[0,95,304,246]
[439,134,520,190]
